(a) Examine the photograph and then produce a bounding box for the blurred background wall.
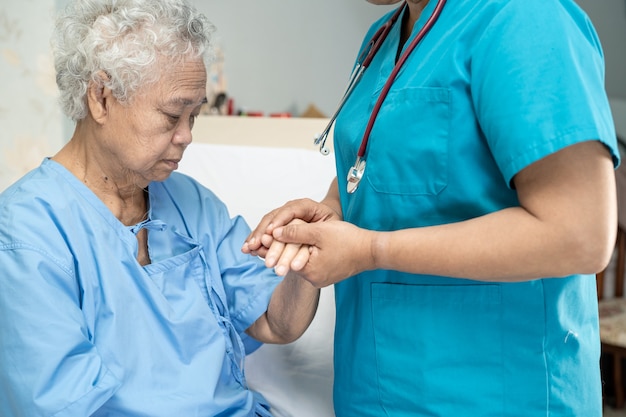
[1,0,624,191]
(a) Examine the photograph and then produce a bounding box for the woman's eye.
[164,112,197,129]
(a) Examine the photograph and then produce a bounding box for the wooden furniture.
[598,229,626,409]
[598,100,626,407]
[191,115,333,150]
[598,135,626,408]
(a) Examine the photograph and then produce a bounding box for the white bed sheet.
[178,142,337,417]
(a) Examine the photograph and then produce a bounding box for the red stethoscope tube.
[313,4,405,156]
[318,0,447,193]
[357,0,446,160]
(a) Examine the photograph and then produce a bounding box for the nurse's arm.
[371,140,616,282]
[271,141,616,284]
[245,270,320,344]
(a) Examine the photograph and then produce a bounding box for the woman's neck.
[52,128,148,226]
[400,0,430,47]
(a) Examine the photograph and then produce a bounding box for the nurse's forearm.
[369,141,616,282]
[372,205,610,282]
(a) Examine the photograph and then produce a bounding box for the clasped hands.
[241,198,376,288]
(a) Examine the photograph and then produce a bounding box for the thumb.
[273,223,315,246]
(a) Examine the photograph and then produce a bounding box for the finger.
[244,205,304,252]
[290,245,311,272]
[246,199,325,240]
[265,239,286,269]
[273,223,317,246]
[244,200,329,254]
[241,241,255,254]
[273,242,302,276]
[260,233,274,248]
[243,210,281,252]
[261,202,313,235]
[243,232,273,257]
[249,246,272,259]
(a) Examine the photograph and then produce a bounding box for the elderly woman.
[0,1,318,416]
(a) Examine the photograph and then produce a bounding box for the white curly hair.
[52,0,215,121]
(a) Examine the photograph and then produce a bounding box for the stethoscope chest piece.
[346,158,366,194]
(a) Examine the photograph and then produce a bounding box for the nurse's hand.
[242,198,341,259]
[263,218,312,276]
[270,220,378,288]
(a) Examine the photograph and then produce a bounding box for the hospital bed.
[177,115,337,417]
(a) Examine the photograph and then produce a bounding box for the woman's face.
[102,58,207,186]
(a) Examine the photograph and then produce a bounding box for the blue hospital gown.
[0,158,281,416]
[332,0,619,416]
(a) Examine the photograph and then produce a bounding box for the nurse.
[243,0,619,415]
[0,0,318,416]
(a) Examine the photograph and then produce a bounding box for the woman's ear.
[87,71,112,124]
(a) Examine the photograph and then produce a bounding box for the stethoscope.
[314,0,446,194]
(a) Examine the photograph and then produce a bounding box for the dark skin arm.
[244,141,617,287]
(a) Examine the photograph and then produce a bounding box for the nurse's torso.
[332,1,602,416]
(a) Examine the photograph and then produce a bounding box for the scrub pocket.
[366,87,450,196]
[371,282,503,416]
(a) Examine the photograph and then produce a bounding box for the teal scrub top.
[332,0,619,416]
[0,159,281,416]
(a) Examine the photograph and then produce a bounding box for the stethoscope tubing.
[315,0,447,193]
[357,0,446,158]
[314,64,365,155]
[314,5,405,155]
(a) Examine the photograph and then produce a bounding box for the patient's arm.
[246,267,320,344]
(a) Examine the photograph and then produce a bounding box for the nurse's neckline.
[399,0,429,53]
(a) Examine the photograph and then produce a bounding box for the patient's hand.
[242,198,340,259]
[262,218,311,276]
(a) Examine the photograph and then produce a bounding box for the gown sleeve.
[216,215,284,353]
[156,173,285,354]
[0,246,121,417]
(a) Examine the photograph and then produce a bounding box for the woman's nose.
[174,125,193,147]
